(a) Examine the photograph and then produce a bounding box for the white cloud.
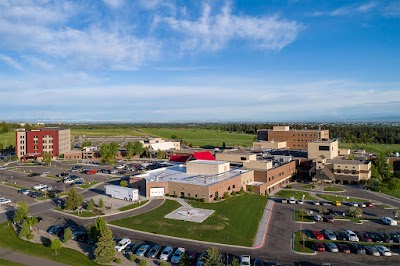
[103,0,124,9]
[160,3,304,51]
[312,2,377,17]
[358,2,377,12]
[0,54,24,71]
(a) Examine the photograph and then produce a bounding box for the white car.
[375,245,392,256]
[116,164,126,169]
[297,200,304,204]
[159,246,173,261]
[115,238,131,252]
[350,202,359,207]
[63,178,75,184]
[32,184,47,190]
[171,247,185,264]
[289,197,296,204]
[240,255,251,266]
[381,217,398,226]
[0,166,7,170]
[313,200,320,205]
[0,198,11,205]
[313,215,323,222]
[360,202,366,208]
[344,230,359,242]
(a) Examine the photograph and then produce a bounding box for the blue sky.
[0,0,399,122]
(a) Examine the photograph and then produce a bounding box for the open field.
[379,182,400,199]
[0,132,16,148]
[110,194,268,246]
[339,143,400,154]
[71,128,145,138]
[139,128,255,147]
[0,222,98,266]
[275,189,317,200]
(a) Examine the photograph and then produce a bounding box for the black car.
[369,232,383,243]
[28,191,43,198]
[349,243,366,254]
[377,232,392,243]
[56,173,69,177]
[47,225,64,236]
[335,231,348,241]
[390,232,400,243]
[28,173,41,177]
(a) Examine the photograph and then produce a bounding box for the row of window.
[292,133,318,137]
[172,184,238,199]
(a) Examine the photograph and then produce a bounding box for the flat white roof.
[135,165,249,186]
[188,160,227,165]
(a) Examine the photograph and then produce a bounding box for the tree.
[222,142,226,149]
[51,238,62,255]
[120,180,128,187]
[374,153,391,180]
[63,227,73,243]
[65,187,83,210]
[26,216,38,231]
[157,149,164,159]
[230,257,240,266]
[98,198,104,209]
[100,143,110,164]
[347,206,363,218]
[171,134,178,139]
[18,220,30,239]
[13,201,29,224]
[299,208,305,220]
[299,230,308,248]
[94,226,116,264]
[81,140,92,148]
[125,142,134,159]
[203,247,222,266]
[42,151,52,166]
[133,141,144,156]
[88,217,107,243]
[87,199,95,211]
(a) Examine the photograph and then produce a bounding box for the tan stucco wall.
[339,149,351,156]
[186,161,230,175]
[215,153,256,163]
[308,140,338,159]
[243,160,273,170]
[58,129,71,155]
[253,141,287,150]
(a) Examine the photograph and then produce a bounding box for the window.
[232,185,236,189]
[268,178,271,181]
[210,195,213,198]
[215,191,219,197]
[240,157,247,161]
[319,146,330,151]
[228,186,231,190]
[195,194,198,198]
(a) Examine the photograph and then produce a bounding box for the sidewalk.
[253,200,274,248]
[0,247,68,266]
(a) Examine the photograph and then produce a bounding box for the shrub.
[232,191,237,196]
[200,198,205,202]
[160,262,168,266]
[27,233,34,240]
[165,193,170,197]
[130,254,137,262]
[286,185,292,189]
[223,192,230,199]
[114,258,122,264]
[139,260,147,266]
[93,208,105,215]
[215,196,220,201]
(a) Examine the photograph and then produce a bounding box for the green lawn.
[293,232,315,253]
[118,201,148,211]
[379,182,400,199]
[294,211,313,222]
[71,128,146,138]
[275,189,317,200]
[339,143,400,154]
[0,258,26,266]
[140,128,255,147]
[316,194,366,203]
[323,186,344,192]
[110,194,268,246]
[53,207,97,218]
[0,131,16,147]
[0,222,98,266]
[79,182,100,190]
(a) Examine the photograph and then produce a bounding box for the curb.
[253,200,274,249]
[291,232,317,256]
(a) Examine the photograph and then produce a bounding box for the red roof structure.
[169,151,215,163]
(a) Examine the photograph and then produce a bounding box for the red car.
[315,242,325,252]
[366,202,373,207]
[337,243,351,254]
[313,230,324,240]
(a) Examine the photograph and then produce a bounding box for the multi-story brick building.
[257,126,329,150]
[15,127,71,160]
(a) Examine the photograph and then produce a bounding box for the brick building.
[257,126,329,150]
[15,127,71,160]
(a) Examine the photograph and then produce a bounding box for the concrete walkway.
[0,247,68,266]
[253,200,274,248]
[169,197,192,208]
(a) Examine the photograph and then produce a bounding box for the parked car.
[47,225,64,236]
[369,232,384,243]
[325,242,338,253]
[349,243,365,254]
[315,242,325,252]
[356,232,372,242]
[321,201,330,206]
[123,243,139,255]
[28,191,43,198]
[366,202,373,207]
[313,200,320,205]
[364,245,380,256]
[196,252,206,266]
[313,215,323,222]
[345,230,359,242]
[390,232,400,243]
[18,189,30,195]
[323,230,337,241]
[332,200,341,206]
[136,245,150,256]
[375,245,392,256]
[323,215,334,223]
[337,243,350,254]
[240,255,251,266]
[335,231,348,241]
[115,238,131,252]
[296,199,304,205]
[289,197,296,204]
[64,178,75,184]
[147,244,162,258]
[281,198,288,203]
[377,232,391,243]
[0,166,7,170]
[360,202,367,208]
[0,198,11,205]
[313,230,324,240]
[160,246,174,261]
[253,258,265,266]
[171,247,185,264]
[28,173,41,177]
[381,217,397,226]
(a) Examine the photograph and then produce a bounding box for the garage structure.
[150,187,165,197]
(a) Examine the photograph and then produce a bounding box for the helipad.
[164,207,215,223]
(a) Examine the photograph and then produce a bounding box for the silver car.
[136,245,150,257]
[325,242,338,253]
[324,230,337,241]
[364,245,380,256]
[147,245,161,258]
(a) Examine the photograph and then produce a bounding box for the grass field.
[316,194,366,203]
[339,143,400,154]
[71,128,146,138]
[293,232,315,253]
[379,182,400,199]
[140,128,255,147]
[0,258,26,266]
[110,194,268,246]
[0,222,98,266]
[0,131,15,148]
[275,189,317,200]
[301,184,315,189]
[294,211,313,222]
